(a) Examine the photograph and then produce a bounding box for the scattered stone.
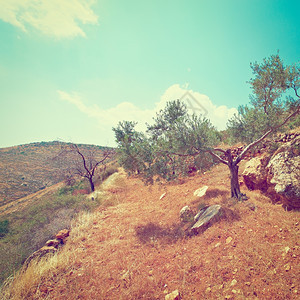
[121,270,131,281]
[285,264,291,271]
[190,205,222,235]
[193,186,208,197]
[214,242,221,248]
[245,282,251,286]
[56,229,70,243]
[165,289,181,300]
[45,239,60,248]
[226,237,233,244]
[245,202,257,211]
[205,287,211,293]
[230,279,237,286]
[180,206,193,222]
[160,192,166,200]
[283,246,291,253]
[24,246,57,268]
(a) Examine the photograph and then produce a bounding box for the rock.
[193,186,208,197]
[165,289,181,300]
[242,132,300,210]
[266,137,300,209]
[230,279,237,286]
[87,190,104,201]
[45,239,61,248]
[193,206,209,222]
[226,237,233,244]
[24,246,57,268]
[285,264,291,271]
[242,154,270,191]
[56,229,70,243]
[160,192,166,200]
[121,270,131,281]
[191,205,222,234]
[245,202,257,211]
[179,206,193,222]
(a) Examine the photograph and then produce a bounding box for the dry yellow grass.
[0,211,98,300]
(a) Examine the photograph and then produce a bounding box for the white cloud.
[58,84,238,144]
[58,90,154,132]
[159,84,238,130]
[0,0,98,38]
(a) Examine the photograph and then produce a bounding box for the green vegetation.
[0,163,119,285]
[0,189,96,284]
[114,54,299,198]
[113,100,220,184]
[0,220,9,238]
[227,53,299,144]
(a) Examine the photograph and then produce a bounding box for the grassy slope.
[1,163,299,299]
[0,141,107,205]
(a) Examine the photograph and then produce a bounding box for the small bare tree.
[58,143,115,192]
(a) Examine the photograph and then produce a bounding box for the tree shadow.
[135,222,186,245]
[191,188,229,206]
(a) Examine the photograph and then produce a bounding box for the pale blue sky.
[0,0,299,147]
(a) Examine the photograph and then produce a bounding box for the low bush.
[0,220,9,238]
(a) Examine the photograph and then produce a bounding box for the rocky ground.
[34,162,299,299]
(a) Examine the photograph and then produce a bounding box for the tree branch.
[207,150,228,165]
[213,148,227,154]
[234,106,299,165]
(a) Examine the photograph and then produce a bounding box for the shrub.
[0,220,9,238]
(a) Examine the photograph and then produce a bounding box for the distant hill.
[0,141,108,206]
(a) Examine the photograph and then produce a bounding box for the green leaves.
[228,53,299,144]
[113,100,220,183]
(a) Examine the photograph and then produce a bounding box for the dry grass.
[1,165,299,299]
[0,211,98,300]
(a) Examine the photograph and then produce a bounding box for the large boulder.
[191,205,222,234]
[242,154,270,191]
[266,138,300,209]
[242,133,300,210]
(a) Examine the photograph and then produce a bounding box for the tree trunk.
[229,163,241,198]
[225,149,241,199]
[89,177,95,192]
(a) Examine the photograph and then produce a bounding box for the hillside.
[0,141,107,207]
[2,162,299,299]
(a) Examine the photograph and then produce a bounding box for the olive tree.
[114,54,299,199]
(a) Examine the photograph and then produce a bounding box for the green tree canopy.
[113,100,220,183]
[227,53,299,143]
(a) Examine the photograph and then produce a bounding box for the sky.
[0,0,299,148]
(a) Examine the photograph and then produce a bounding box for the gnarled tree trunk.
[225,149,241,198]
[229,163,240,198]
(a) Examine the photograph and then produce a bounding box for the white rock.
[160,192,166,200]
[193,186,208,197]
